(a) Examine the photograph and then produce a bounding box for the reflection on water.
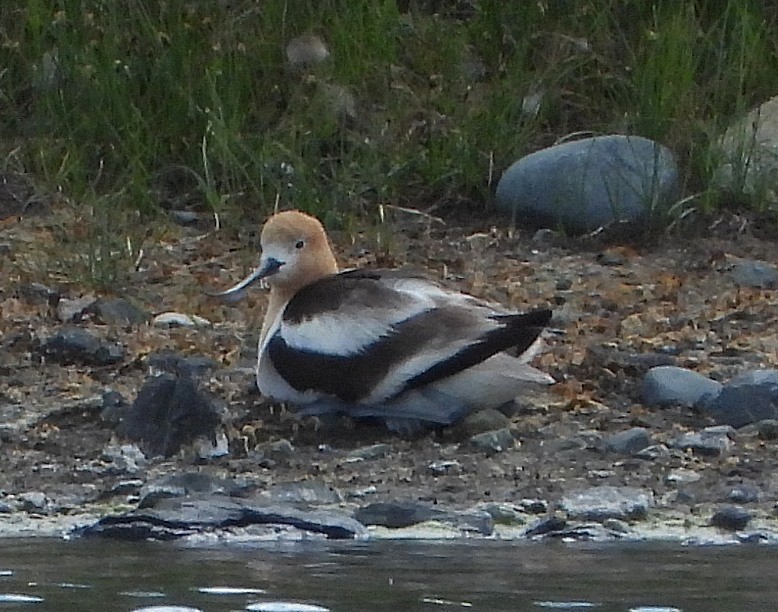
[0,538,775,611]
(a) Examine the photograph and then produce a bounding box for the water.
[0,538,775,611]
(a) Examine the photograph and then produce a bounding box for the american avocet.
[214,210,554,431]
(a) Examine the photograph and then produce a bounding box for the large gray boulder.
[713,95,778,205]
[495,135,679,234]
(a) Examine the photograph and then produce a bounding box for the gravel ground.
[1,199,777,542]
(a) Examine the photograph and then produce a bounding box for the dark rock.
[596,249,628,266]
[669,427,733,457]
[605,427,651,455]
[354,501,493,535]
[642,366,722,407]
[469,427,514,454]
[18,282,59,304]
[89,297,149,325]
[100,390,127,426]
[560,486,653,521]
[117,373,222,457]
[523,516,566,538]
[354,501,440,528]
[44,327,125,366]
[79,494,366,540]
[518,499,549,514]
[495,135,679,234]
[711,505,752,531]
[701,378,778,428]
[169,210,201,226]
[755,419,778,440]
[731,260,778,289]
[146,350,218,377]
[108,480,144,497]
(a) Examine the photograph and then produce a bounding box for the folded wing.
[266,269,551,404]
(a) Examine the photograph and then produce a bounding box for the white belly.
[256,349,324,405]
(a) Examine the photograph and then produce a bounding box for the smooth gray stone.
[713,95,778,205]
[91,297,149,325]
[354,501,439,528]
[701,379,778,428]
[496,135,679,234]
[731,260,778,289]
[730,369,778,386]
[642,366,722,407]
[605,427,651,455]
[560,486,653,521]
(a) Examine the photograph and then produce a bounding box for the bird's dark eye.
[295,239,305,250]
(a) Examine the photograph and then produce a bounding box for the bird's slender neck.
[259,288,293,348]
[259,243,338,347]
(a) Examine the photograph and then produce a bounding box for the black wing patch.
[282,269,409,324]
[403,308,551,391]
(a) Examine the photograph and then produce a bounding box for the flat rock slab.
[669,427,734,457]
[354,500,493,535]
[78,495,366,540]
[496,134,679,234]
[560,486,653,522]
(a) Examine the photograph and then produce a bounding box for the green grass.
[1,0,777,237]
